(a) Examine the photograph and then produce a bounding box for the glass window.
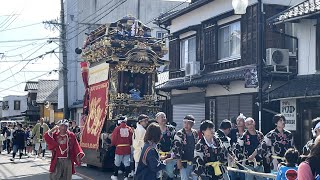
[180,36,196,69]
[14,100,20,110]
[156,31,166,39]
[218,21,241,60]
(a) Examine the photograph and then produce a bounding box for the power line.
[0,37,58,43]
[0,42,48,76]
[65,0,114,35]
[0,12,16,28]
[145,0,188,25]
[2,41,38,53]
[0,22,42,32]
[1,14,19,31]
[0,69,59,94]
[68,0,128,41]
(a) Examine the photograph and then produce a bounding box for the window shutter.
[241,4,258,65]
[169,38,180,71]
[203,23,217,64]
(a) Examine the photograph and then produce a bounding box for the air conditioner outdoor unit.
[266,48,290,72]
[185,61,200,76]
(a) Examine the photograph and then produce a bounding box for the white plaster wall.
[294,19,317,75]
[170,0,304,33]
[170,80,257,96]
[2,95,27,118]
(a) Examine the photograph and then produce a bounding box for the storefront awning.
[268,0,320,25]
[268,74,320,101]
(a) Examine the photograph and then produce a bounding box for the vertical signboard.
[280,99,297,131]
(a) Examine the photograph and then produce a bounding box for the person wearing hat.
[44,119,84,180]
[302,117,320,156]
[173,115,198,180]
[111,116,133,180]
[32,117,50,160]
[155,112,176,180]
[132,114,149,174]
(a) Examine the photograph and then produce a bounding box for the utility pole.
[257,0,264,132]
[60,0,69,119]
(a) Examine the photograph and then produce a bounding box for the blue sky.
[0,0,60,100]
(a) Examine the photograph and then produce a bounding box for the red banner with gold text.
[80,81,109,149]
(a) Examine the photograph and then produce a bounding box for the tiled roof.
[156,66,250,91]
[36,80,59,103]
[268,74,320,100]
[24,81,38,91]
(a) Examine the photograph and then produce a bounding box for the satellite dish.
[45,101,51,109]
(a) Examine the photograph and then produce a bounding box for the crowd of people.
[0,118,81,162]
[110,112,320,180]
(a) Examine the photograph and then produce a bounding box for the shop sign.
[280,99,297,131]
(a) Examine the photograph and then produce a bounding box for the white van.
[0,120,17,129]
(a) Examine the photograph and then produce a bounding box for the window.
[14,100,20,110]
[156,31,166,40]
[180,36,196,69]
[218,21,241,60]
[285,23,297,55]
[2,101,8,110]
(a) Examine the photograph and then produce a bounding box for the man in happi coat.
[44,119,84,180]
[263,114,293,172]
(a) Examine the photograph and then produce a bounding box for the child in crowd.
[276,148,299,180]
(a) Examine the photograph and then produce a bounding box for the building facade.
[156,0,303,131]
[22,81,40,123]
[37,80,63,123]
[267,0,320,149]
[58,0,188,123]
[1,95,27,121]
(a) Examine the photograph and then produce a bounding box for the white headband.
[183,119,195,123]
[314,122,320,131]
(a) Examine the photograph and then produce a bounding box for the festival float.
[78,16,168,168]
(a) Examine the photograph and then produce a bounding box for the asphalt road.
[0,151,116,180]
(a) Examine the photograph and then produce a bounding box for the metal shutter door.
[240,94,253,117]
[216,96,229,128]
[229,95,240,119]
[173,103,205,131]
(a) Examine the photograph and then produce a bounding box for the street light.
[232,0,249,15]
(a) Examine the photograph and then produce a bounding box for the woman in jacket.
[136,123,173,180]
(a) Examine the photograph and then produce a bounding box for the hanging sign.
[280,99,297,131]
[80,81,109,149]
